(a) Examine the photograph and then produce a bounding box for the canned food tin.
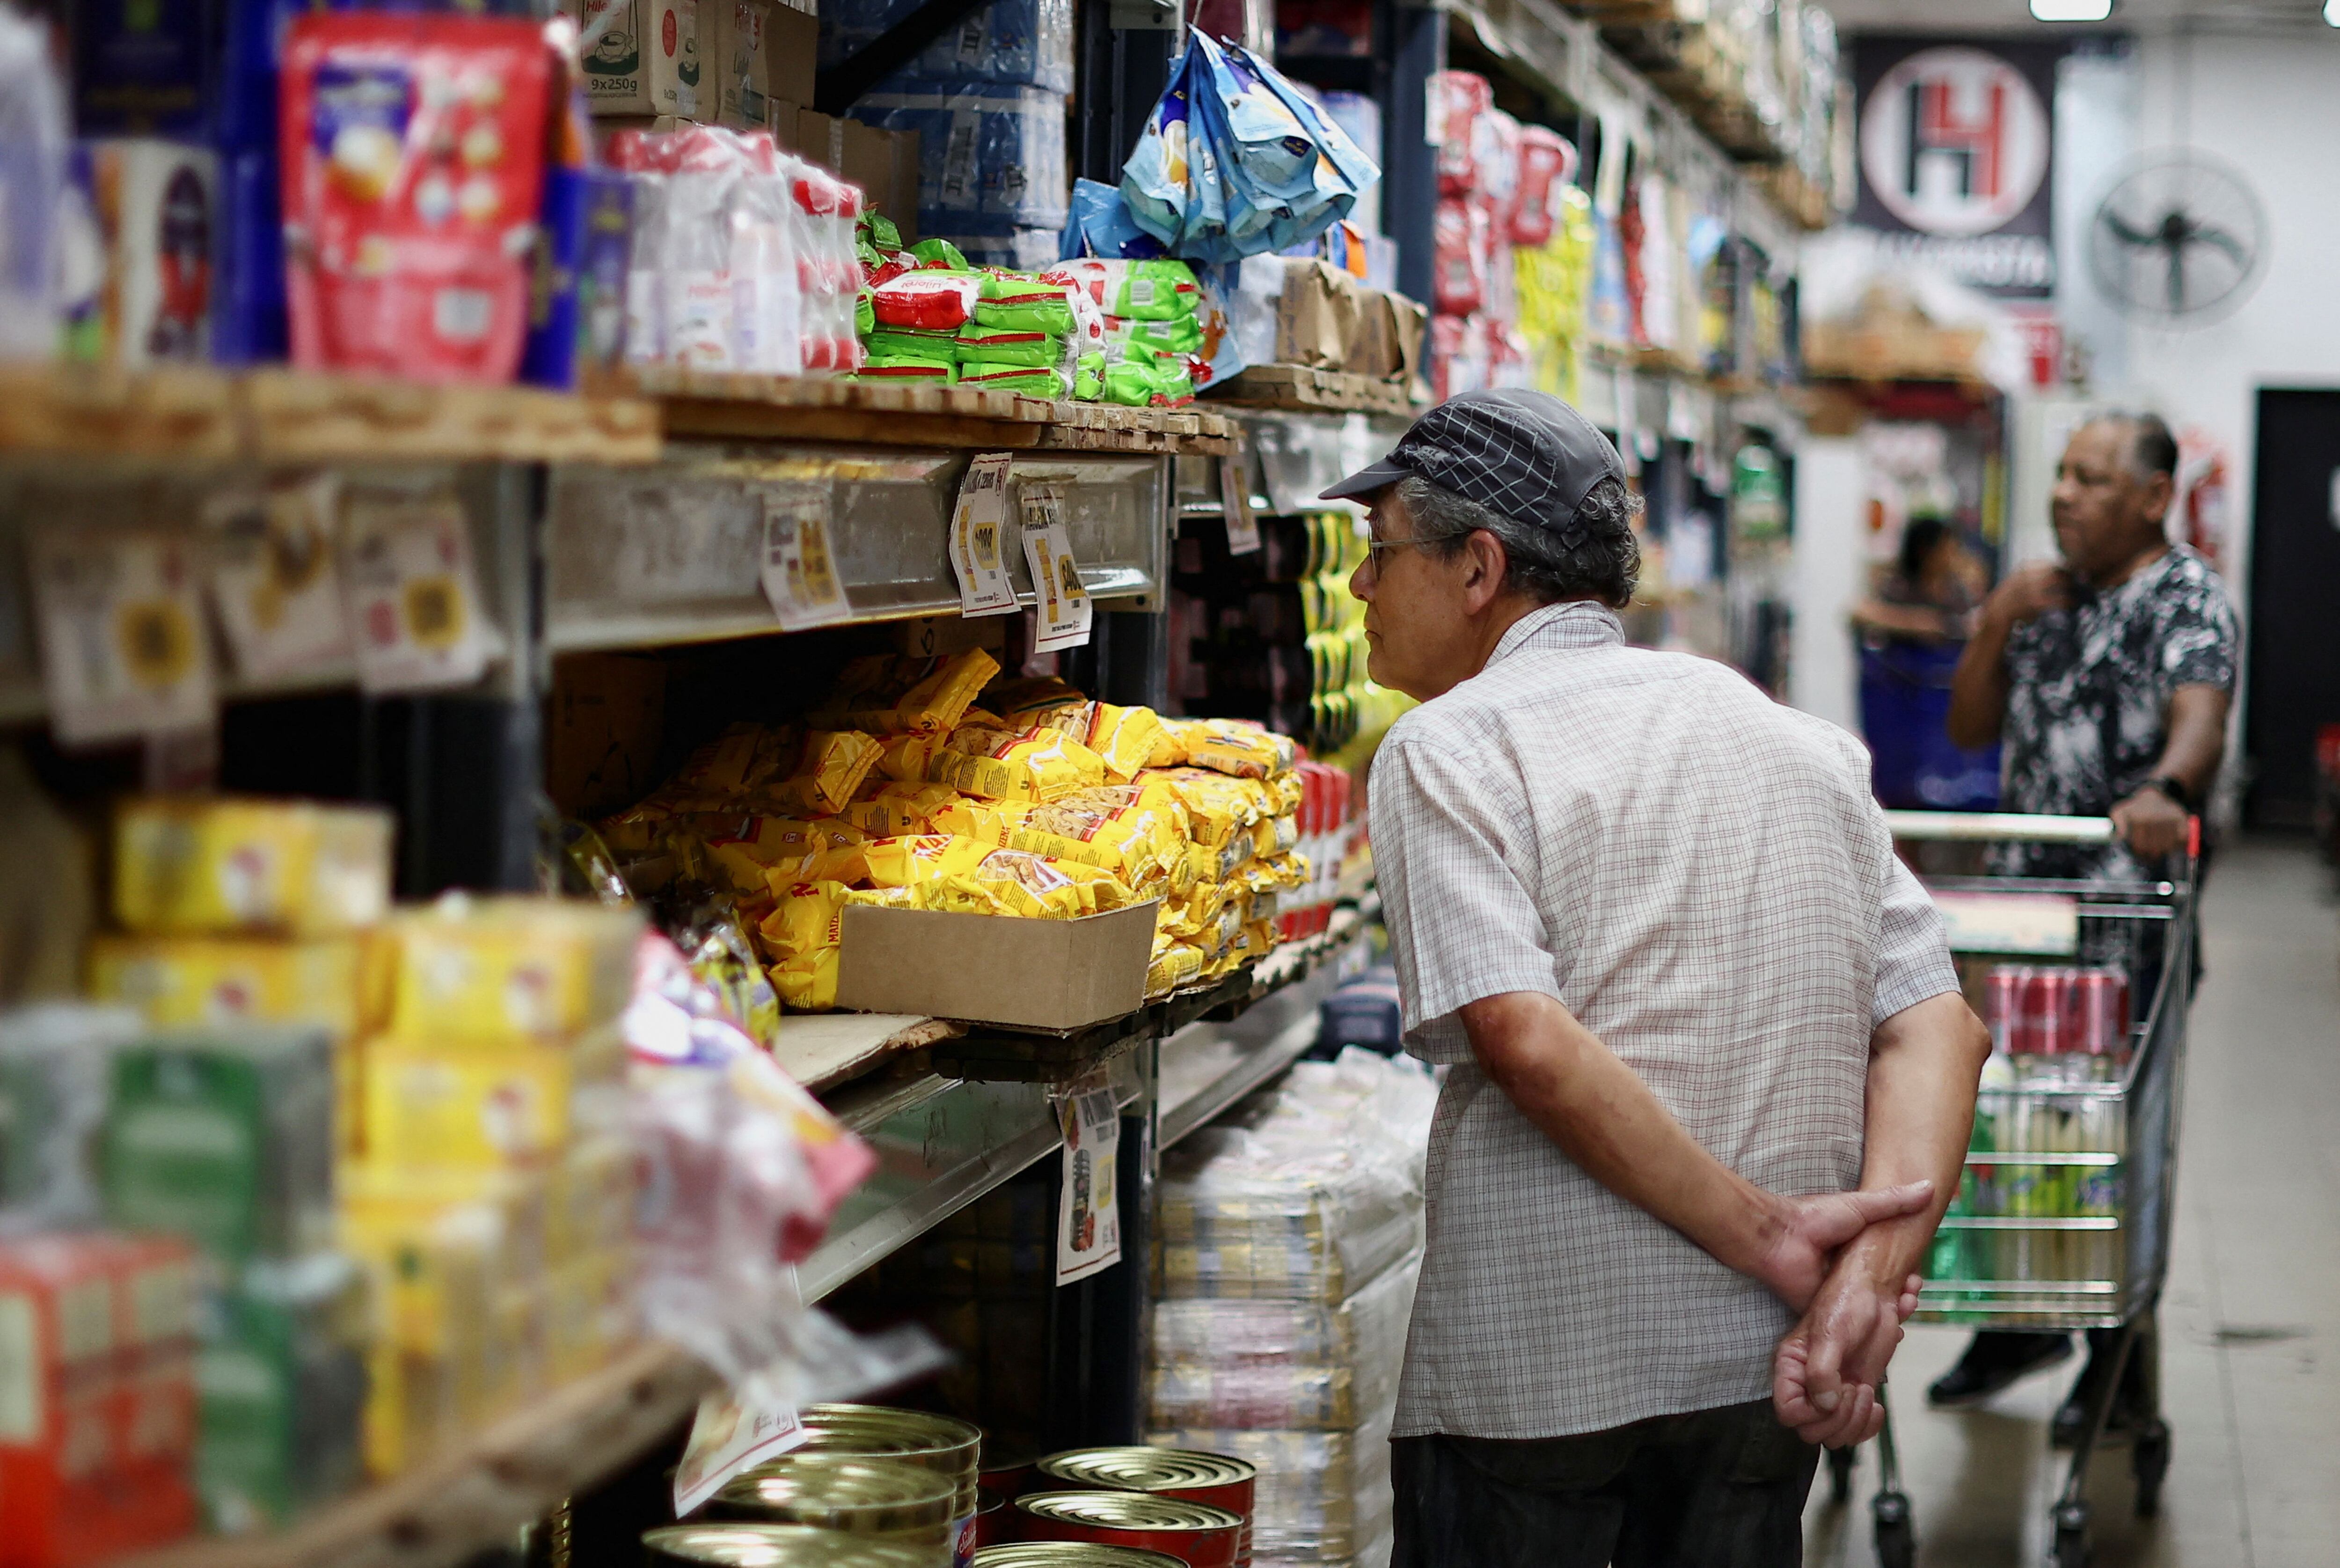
[1031,1450,1255,1565]
[1013,1491,1243,1568]
[787,1407,985,1567]
[970,1488,1009,1548]
[973,1546,1187,1568]
[643,1523,949,1568]
[707,1455,959,1546]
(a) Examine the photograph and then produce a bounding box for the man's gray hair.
[1396,472,1643,609]
[2079,409,2178,484]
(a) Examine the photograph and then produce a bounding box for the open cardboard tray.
[835,899,1161,1033]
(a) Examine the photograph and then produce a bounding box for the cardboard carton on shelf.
[704,0,817,130]
[565,0,703,119]
[834,900,1159,1032]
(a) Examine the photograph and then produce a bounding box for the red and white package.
[1432,197,1487,317]
[1434,71,1492,196]
[1510,125,1577,246]
[280,13,553,382]
[870,270,982,330]
[1472,105,1521,214]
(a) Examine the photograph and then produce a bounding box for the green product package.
[1106,259,1200,321]
[954,325,1064,369]
[909,237,970,270]
[973,278,1075,336]
[865,327,962,361]
[1119,313,1204,356]
[860,210,902,254]
[1072,350,1105,401]
[854,355,957,382]
[1102,359,1160,406]
[102,1027,335,1264]
[958,363,1068,396]
[196,1253,370,1531]
[855,289,876,337]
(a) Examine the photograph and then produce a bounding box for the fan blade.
[2102,208,2159,248]
[2167,240,2186,314]
[2189,223,2250,269]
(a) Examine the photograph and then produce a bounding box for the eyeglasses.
[1359,534,1448,575]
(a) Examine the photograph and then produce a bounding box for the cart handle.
[1882,810,2117,845]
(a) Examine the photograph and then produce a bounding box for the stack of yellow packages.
[596,647,1314,1015]
[339,896,644,1478]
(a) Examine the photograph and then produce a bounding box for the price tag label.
[205,475,353,681]
[673,1387,808,1517]
[949,452,1019,617]
[341,487,505,695]
[1020,485,1093,653]
[759,491,853,630]
[1054,1068,1122,1286]
[1221,449,1261,556]
[28,527,216,746]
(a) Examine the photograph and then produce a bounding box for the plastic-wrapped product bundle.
[850,82,1070,235]
[1148,1254,1419,1430]
[821,0,1075,93]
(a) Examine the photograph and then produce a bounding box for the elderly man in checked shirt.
[1322,391,1992,1568]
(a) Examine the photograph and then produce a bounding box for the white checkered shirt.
[1372,602,1958,1440]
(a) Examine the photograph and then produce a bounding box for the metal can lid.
[1035,1448,1257,1495]
[796,1406,984,1474]
[973,1546,1189,1568]
[642,1524,948,1568]
[1015,1491,1245,1532]
[709,1457,960,1532]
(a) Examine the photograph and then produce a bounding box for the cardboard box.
[704,0,816,130]
[568,0,702,118]
[1345,288,1428,381]
[834,901,1159,1031]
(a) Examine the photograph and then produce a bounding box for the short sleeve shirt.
[1995,546,2238,879]
[1372,601,1958,1441]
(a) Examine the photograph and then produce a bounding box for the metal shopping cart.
[1821,810,2198,1568]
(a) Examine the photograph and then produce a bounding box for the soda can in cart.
[2021,966,2070,1057]
[1012,1492,1244,1568]
[1032,1450,1256,1566]
[1983,964,2028,1054]
[2070,968,2130,1063]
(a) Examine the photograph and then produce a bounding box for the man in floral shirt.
[1936,411,2236,1437]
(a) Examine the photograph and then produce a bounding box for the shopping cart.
[1821,810,2197,1568]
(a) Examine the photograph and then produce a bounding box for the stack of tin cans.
[1020,1448,1258,1566]
[643,1524,950,1568]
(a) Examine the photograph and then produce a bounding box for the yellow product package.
[751,729,885,817]
[1254,812,1299,858]
[698,815,869,894]
[660,723,768,804]
[813,647,1000,735]
[860,833,995,887]
[940,793,1168,887]
[1138,767,1269,845]
[113,795,394,936]
[1145,939,1207,999]
[840,780,960,837]
[1250,851,1309,891]
[985,675,1083,717]
[384,897,644,1040]
[1033,856,1138,914]
[927,794,1029,849]
[90,934,372,1036]
[1269,770,1305,816]
[363,1023,627,1171]
[960,849,1096,919]
[757,881,852,962]
[914,725,1108,802]
[1163,718,1296,780]
[766,885,922,1009]
[1025,700,1173,783]
[1185,832,1255,887]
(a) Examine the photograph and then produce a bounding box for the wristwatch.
[2143,775,2193,811]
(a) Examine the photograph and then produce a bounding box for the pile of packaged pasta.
[594,647,1313,1017]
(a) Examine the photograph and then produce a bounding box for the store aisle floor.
[1803,834,2340,1568]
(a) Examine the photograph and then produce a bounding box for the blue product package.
[522,168,634,389]
[822,0,1073,91]
[211,147,288,364]
[851,82,1067,229]
[1059,178,1167,261]
[922,223,1059,271]
[74,0,216,136]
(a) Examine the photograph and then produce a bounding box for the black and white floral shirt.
[1994,545,2237,880]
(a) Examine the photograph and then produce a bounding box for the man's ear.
[1462,529,1509,612]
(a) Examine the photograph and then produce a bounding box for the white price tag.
[205,475,353,681]
[1055,1069,1123,1286]
[950,452,1020,618]
[340,487,505,695]
[672,1387,808,1517]
[1221,451,1261,556]
[28,527,216,747]
[1020,485,1093,653]
[759,491,852,630]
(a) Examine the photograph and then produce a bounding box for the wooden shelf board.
[1206,366,1419,417]
[775,1012,966,1092]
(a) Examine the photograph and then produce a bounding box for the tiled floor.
[1803,834,2340,1567]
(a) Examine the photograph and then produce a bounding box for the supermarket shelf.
[776,1012,966,1094]
[637,368,1235,456]
[1205,366,1422,417]
[119,1338,712,1568]
[0,365,661,468]
[1159,914,1376,1148]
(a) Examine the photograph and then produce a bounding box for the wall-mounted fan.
[2087,151,2267,326]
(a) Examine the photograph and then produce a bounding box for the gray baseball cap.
[1319,389,1627,533]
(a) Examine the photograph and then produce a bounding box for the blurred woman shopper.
[1851,514,1987,645]
[1853,517,1999,811]
[1326,389,1991,1568]
[1935,412,2237,1442]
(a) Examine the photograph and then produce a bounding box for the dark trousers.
[1392,1399,1820,1568]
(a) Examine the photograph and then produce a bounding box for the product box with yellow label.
[90,934,377,1039]
[383,897,643,1041]
[113,797,394,938]
[362,1027,627,1173]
